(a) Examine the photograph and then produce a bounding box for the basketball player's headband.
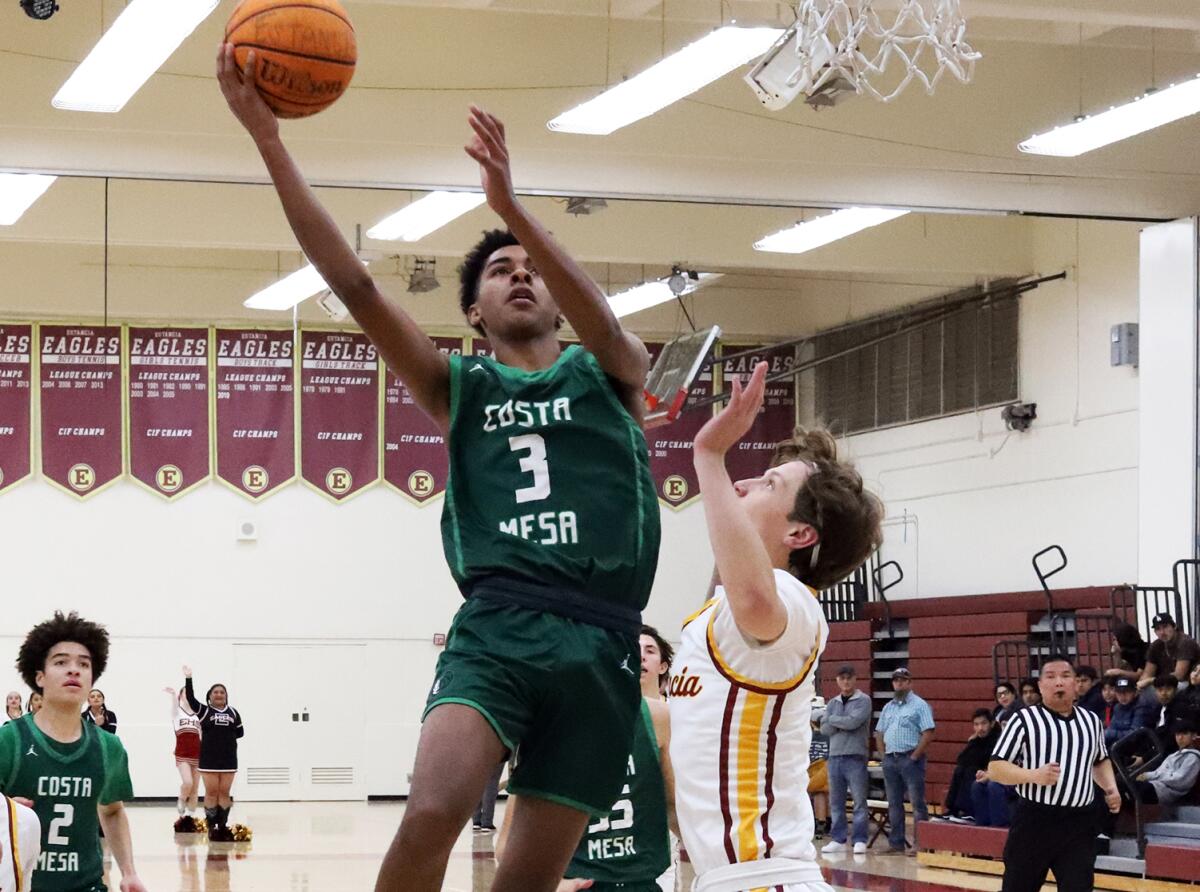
[808,542,821,571]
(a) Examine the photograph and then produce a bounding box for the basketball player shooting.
[670,363,883,892]
[218,45,661,892]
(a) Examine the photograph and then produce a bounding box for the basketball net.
[793,0,981,103]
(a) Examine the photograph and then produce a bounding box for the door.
[233,643,367,801]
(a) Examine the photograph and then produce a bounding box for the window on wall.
[813,289,1019,436]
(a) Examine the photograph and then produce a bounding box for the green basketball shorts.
[423,597,641,816]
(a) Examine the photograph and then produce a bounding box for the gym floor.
[115,801,1000,892]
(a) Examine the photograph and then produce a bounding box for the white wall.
[837,219,1142,598]
[0,474,715,798]
[1137,220,1198,585]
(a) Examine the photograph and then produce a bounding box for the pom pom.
[231,823,253,842]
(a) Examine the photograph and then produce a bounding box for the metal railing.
[1111,727,1168,858]
[872,559,904,640]
[992,639,1032,688]
[1032,544,1068,653]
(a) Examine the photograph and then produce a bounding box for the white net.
[792,0,981,104]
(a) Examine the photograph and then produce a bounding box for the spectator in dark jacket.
[1106,676,1156,747]
[1153,675,1188,754]
[993,682,1019,726]
[941,709,1000,820]
[1019,678,1041,709]
[1076,665,1104,718]
[1106,621,1149,684]
[1176,663,1200,724]
[1099,677,1118,727]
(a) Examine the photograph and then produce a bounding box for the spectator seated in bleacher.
[1176,663,1200,724]
[1105,621,1149,685]
[1076,665,1104,718]
[1153,675,1189,754]
[1099,676,1118,727]
[1105,676,1157,749]
[1141,612,1200,692]
[939,708,1000,822]
[1019,677,1041,710]
[993,682,1019,726]
[1124,718,1200,807]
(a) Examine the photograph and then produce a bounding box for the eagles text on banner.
[721,344,799,482]
[0,324,33,494]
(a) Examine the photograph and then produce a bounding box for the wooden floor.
[106,801,1015,891]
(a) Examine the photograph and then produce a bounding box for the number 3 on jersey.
[509,434,550,503]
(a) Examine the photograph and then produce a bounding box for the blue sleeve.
[919,701,936,732]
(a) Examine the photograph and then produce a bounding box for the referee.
[988,655,1121,892]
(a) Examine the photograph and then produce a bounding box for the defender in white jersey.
[670,363,883,892]
[1,794,40,892]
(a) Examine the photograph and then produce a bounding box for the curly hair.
[458,229,520,335]
[17,611,110,692]
[770,428,884,590]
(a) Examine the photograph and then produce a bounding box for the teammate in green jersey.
[0,613,144,892]
[219,45,660,892]
[498,625,676,892]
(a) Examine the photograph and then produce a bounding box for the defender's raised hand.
[465,105,517,217]
[216,43,279,144]
[694,361,768,456]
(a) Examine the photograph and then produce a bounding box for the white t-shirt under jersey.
[0,794,41,892]
[669,569,832,892]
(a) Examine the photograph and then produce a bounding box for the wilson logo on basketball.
[669,668,702,698]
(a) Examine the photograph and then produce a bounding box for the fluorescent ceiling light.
[548,26,784,136]
[1019,74,1200,156]
[52,0,219,113]
[608,273,722,319]
[244,265,330,312]
[754,208,909,254]
[0,173,56,225]
[366,191,486,242]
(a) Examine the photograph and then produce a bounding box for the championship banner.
[127,327,211,499]
[300,330,380,502]
[646,340,714,509]
[39,325,123,498]
[384,336,464,504]
[215,328,296,500]
[0,324,33,494]
[721,344,798,482]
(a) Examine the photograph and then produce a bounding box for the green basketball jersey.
[566,700,670,885]
[442,345,660,610]
[0,714,133,892]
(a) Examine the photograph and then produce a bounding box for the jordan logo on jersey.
[618,655,636,677]
[668,667,702,698]
[25,744,37,757]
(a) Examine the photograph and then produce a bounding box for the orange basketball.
[225,0,357,119]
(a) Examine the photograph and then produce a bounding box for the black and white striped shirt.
[990,703,1108,808]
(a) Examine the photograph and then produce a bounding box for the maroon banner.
[646,340,714,509]
[215,329,295,499]
[721,344,798,482]
[384,336,462,504]
[127,327,211,498]
[300,330,380,501]
[39,325,123,498]
[0,324,33,494]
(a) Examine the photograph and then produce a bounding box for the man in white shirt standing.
[669,363,884,892]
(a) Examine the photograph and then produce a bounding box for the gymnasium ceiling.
[0,1,1191,330]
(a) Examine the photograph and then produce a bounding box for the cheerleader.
[182,666,244,841]
[164,686,202,826]
[82,688,118,734]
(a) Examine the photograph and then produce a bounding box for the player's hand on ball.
[465,106,517,217]
[1030,762,1060,786]
[216,43,279,143]
[694,361,767,456]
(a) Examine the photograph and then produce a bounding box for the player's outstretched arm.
[216,44,450,428]
[465,107,649,401]
[693,363,791,643]
[98,802,147,892]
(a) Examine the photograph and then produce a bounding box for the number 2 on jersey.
[48,803,74,845]
[509,434,551,503]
